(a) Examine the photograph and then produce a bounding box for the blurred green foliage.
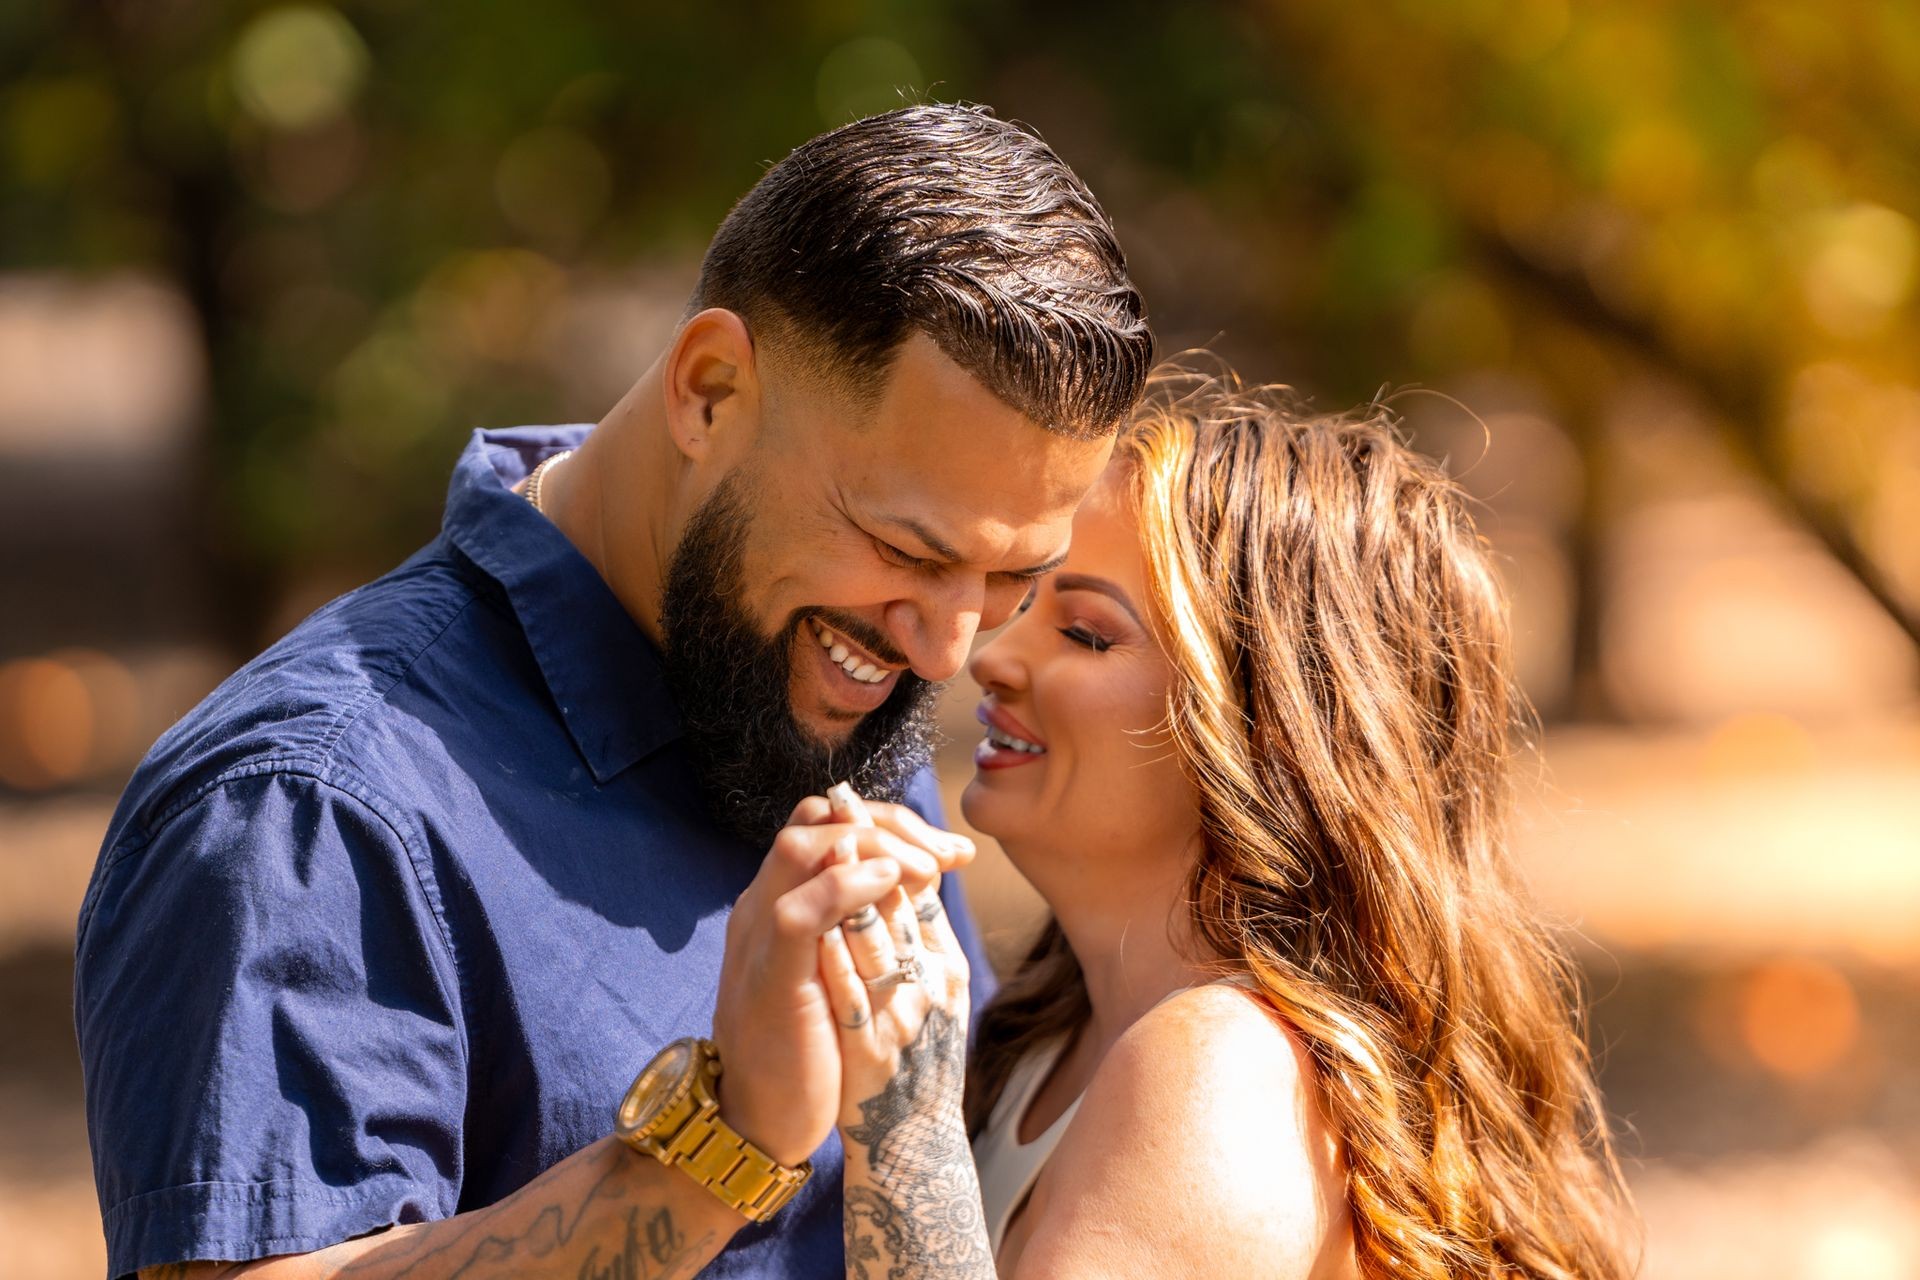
[3,1,1917,648]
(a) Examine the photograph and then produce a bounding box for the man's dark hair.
[695,103,1152,437]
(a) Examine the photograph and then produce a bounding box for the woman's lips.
[974,700,1047,770]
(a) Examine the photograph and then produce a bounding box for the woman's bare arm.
[1008,983,1354,1280]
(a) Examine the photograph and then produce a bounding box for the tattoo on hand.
[842,1006,994,1278]
[913,899,942,924]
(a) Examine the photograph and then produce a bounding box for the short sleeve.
[74,770,467,1279]
[903,767,999,1015]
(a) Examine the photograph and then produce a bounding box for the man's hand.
[709,794,973,1168]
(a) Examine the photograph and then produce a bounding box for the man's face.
[658,332,1113,842]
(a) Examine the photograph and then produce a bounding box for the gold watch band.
[656,1116,811,1222]
[615,1038,811,1224]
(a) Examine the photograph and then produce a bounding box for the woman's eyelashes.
[1059,623,1112,652]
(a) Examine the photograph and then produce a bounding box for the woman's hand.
[709,794,970,1171]
[818,787,995,1278]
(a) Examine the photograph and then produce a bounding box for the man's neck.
[540,363,679,648]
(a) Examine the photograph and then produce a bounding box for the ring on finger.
[864,954,923,990]
[864,966,914,990]
[842,903,883,932]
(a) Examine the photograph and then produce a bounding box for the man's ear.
[663,308,761,467]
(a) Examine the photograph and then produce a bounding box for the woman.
[804,367,1635,1278]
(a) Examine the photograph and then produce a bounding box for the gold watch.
[613,1037,812,1223]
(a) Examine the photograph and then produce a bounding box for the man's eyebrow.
[878,515,962,562]
[879,514,1066,578]
[1007,551,1069,580]
[1052,572,1144,626]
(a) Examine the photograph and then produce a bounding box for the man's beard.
[659,472,942,846]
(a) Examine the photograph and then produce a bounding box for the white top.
[971,975,1260,1257]
[972,1031,1078,1257]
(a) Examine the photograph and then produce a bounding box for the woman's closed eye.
[1059,624,1111,652]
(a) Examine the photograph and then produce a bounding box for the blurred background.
[2,2,1917,1276]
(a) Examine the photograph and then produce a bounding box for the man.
[75,103,1151,1279]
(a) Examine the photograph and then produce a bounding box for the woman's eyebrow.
[1051,572,1144,626]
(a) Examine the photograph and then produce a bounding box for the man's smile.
[801,618,901,716]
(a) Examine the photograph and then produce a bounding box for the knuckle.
[771,827,814,865]
[770,894,812,937]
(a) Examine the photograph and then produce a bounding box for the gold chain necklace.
[524,449,574,514]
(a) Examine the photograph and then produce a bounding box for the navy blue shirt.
[74,426,996,1279]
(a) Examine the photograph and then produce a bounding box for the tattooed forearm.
[136,1138,729,1280]
[330,1149,717,1280]
[840,1006,995,1279]
[578,1207,698,1280]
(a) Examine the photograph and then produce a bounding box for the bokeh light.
[5,4,1920,1277]
[230,6,369,132]
[1737,957,1860,1081]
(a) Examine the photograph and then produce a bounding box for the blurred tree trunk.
[75,1,264,657]
[1477,235,1920,657]
[1564,401,1615,721]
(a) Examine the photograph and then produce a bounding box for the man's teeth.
[985,724,1045,755]
[813,622,890,684]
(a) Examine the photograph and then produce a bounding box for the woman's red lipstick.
[974,700,1047,770]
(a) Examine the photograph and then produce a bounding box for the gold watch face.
[617,1038,698,1142]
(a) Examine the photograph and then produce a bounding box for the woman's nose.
[967,617,1030,694]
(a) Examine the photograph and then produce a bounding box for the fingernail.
[827,781,858,810]
[833,833,859,865]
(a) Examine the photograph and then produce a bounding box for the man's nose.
[884,584,982,683]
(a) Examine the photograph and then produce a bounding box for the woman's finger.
[767,849,900,964]
[882,885,923,962]
[830,783,976,873]
[819,926,873,1037]
[826,781,874,828]
[862,801,976,873]
[836,832,899,982]
[910,883,963,958]
[785,794,834,828]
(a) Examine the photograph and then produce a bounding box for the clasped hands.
[709,786,976,1171]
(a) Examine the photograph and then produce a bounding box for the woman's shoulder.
[1124,977,1308,1081]
[1098,979,1332,1164]
[1011,980,1353,1279]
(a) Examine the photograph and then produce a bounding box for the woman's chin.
[959,776,1017,841]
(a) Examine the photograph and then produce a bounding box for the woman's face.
[960,466,1201,878]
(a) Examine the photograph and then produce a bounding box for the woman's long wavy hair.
[965,366,1635,1279]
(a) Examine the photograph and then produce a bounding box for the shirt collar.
[442,425,682,783]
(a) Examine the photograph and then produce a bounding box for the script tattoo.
[326,1153,715,1280]
[579,1207,690,1280]
[841,1006,995,1279]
